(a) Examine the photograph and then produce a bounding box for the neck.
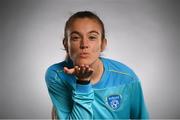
[90,58,104,84]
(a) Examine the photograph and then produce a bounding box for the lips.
[79,52,89,58]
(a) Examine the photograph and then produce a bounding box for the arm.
[45,66,94,119]
[130,80,149,119]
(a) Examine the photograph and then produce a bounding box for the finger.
[74,66,80,75]
[86,67,94,76]
[80,65,86,74]
[81,67,93,78]
[84,65,90,74]
[88,67,94,73]
[64,67,75,74]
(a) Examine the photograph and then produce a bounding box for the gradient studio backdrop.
[0,0,180,119]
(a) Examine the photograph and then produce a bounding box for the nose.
[80,38,88,49]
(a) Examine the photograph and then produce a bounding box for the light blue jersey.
[45,57,149,119]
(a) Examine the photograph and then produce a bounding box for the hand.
[64,65,94,81]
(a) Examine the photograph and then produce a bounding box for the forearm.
[66,83,94,119]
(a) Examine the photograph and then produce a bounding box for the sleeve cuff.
[75,83,93,93]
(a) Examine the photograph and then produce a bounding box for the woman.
[45,11,149,119]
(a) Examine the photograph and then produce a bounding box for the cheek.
[92,44,101,54]
[68,44,79,57]
[90,49,100,63]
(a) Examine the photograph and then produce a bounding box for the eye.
[70,36,80,41]
[89,36,97,40]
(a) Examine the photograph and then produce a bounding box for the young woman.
[45,11,149,119]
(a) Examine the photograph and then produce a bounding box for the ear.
[101,38,107,52]
[63,38,68,53]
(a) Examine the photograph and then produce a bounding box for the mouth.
[79,52,89,58]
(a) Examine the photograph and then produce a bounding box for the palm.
[64,65,94,81]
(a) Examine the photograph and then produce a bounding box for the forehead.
[68,18,102,33]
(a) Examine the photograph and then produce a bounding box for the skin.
[63,18,107,83]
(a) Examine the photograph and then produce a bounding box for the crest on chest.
[106,94,122,111]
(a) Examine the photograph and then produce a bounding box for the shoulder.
[46,61,66,74]
[101,57,139,82]
[45,60,75,86]
[101,57,133,73]
[45,61,67,84]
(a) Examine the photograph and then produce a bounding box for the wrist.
[76,79,91,85]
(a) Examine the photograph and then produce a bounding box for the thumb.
[64,67,75,74]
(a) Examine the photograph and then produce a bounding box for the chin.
[74,58,91,66]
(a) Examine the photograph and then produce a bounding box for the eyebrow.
[70,31,81,36]
[89,31,100,35]
[70,30,100,36]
